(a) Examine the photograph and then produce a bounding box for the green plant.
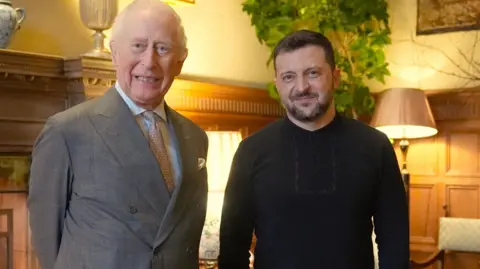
[242,0,391,119]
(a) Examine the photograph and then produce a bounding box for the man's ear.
[174,48,188,76]
[273,66,280,89]
[332,68,341,89]
[180,48,188,64]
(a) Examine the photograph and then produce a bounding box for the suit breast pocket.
[195,164,208,194]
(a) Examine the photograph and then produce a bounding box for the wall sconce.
[370,88,438,208]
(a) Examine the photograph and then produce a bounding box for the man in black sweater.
[218,30,409,269]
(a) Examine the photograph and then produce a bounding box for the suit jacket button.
[128,206,138,214]
[186,247,193,254]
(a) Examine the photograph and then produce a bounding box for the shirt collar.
[115,81,167,122]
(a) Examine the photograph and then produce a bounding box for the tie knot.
[143,110,157,122]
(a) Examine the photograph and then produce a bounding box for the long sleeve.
[218,141,254,269]
[373,136,410,269]
[27,118,73,269]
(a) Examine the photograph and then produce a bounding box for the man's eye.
[157,46,170,53]
[132,43,145,50]
[309,71,319,77]
[283,75,293,82]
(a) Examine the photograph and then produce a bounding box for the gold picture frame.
[417,0,480,35]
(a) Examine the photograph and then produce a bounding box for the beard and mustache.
[282,84,334,123]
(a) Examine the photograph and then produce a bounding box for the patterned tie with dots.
[143,111,175,192]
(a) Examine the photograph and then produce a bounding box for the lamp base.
[399,139,410,208]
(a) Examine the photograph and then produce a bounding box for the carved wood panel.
[444,184,479,218]
[410,183,438,251]
[445,132,480,177]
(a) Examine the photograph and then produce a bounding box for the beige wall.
[7,0,480,91]
[372,0,480,92]
[9,0,272,88]
[9,0,90,57]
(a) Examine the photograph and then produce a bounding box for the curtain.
[199,131,243,260]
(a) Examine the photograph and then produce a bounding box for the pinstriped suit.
[27,87,209,269]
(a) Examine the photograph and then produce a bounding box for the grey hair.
[110,0,187,50]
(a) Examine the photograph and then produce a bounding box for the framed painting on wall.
[0,154,30,193]
[417,0,480,35]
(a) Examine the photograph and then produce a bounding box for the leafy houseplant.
[242,0,392,119]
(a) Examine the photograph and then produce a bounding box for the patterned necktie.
[143,111,175,192]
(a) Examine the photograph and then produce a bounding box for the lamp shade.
[370,88,438,139]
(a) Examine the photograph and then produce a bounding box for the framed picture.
[417,0,480,35]
[0,154,30,193]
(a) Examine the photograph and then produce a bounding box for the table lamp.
[370,88,438,206]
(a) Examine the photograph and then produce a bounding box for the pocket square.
[197,158,206,170]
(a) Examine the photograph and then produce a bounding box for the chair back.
[438,217,480,252]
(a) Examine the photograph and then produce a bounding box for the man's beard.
[284,87,333,122]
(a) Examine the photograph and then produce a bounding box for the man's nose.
[296,77,310,92]
[141,47,158,69]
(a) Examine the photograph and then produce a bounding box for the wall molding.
[0,50,283,151]
[5,48,480,125]
[64,55,284,117]
[427,88,480,121]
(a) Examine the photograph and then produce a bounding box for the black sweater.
[218,114,409,269]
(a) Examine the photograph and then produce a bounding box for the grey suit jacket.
[27,87,209,269]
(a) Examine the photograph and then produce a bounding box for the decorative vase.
[79,0,117,58]
[0,0,25,49]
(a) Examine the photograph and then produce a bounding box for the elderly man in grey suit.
[27,1,209,269]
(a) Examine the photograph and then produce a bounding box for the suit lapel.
[155,106,198,247]
[88,87,170,215]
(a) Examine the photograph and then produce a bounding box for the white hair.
[110,0,187,50]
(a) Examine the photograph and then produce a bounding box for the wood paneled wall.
[404,89,480,267]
